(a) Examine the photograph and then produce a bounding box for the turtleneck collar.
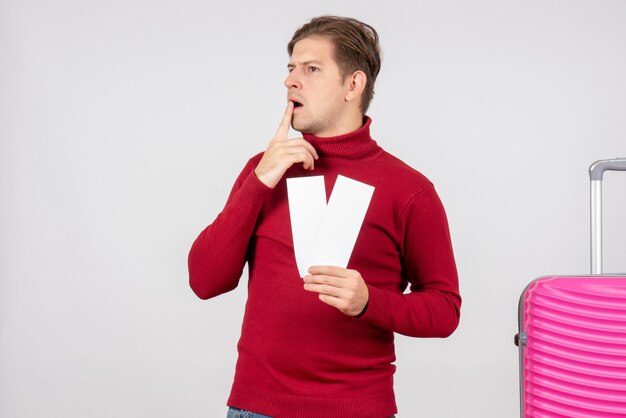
[301,116,382,160]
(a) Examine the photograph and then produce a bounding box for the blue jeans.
[227,407,272,418]
[227,406,396,418]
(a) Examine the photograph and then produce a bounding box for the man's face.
[285,36,350,136]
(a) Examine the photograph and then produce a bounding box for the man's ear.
[344,70,367,103]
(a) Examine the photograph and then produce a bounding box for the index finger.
[275,101,294,138]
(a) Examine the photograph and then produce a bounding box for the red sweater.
[188,117,461,418]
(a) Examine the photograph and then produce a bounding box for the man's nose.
[284,70,301,89]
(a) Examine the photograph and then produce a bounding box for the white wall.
[1,0,625,417]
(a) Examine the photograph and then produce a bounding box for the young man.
[188,16,461,418]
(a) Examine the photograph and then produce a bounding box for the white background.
[1,0,625,417]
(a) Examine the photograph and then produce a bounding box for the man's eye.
[308,66,318,72]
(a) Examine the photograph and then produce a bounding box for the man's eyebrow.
[287,60,324,69]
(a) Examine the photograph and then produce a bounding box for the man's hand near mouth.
[254,101,319,189]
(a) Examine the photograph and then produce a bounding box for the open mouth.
[292,100,303,108]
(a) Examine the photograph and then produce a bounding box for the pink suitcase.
[515,158,626,418]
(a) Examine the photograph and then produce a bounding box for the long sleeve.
[188,157,273,299]
[356,185,461,337]
[215,119,460,416]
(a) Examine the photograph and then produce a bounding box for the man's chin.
[291,121,310,134]
[292,116,324,135]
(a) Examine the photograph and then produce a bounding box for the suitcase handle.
[590,158,626,180]
[589,158,626,274]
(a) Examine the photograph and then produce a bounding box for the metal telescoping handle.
[589,158,626,275]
